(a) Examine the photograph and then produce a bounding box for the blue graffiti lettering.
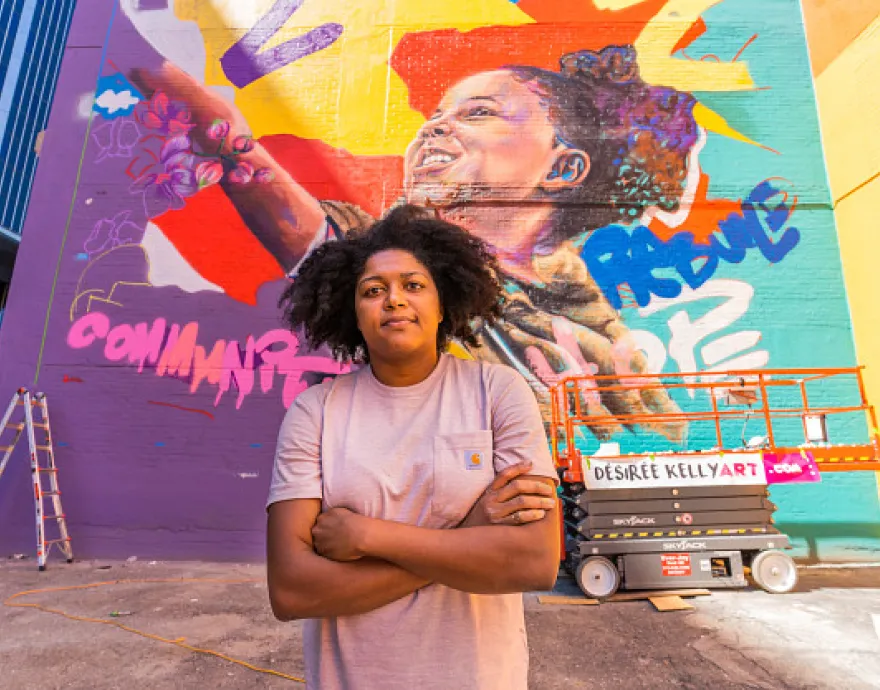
[582,180,800,308]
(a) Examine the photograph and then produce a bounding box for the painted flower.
[196,160,224,187]
[130,134,198,218]
[254,167,275,184]
[232,135,255,153]
[92,117,141,163]
[84,210,143,256]
[137,91,195,136]
[206,119,231,141]
[160,135,194,169]
[228,161,255,185]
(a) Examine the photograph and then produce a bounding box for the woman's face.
[404,70,561,208]
[355,249,443,364]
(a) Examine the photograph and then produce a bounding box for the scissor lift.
[550,367,880,599]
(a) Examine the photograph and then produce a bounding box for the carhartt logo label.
[466,451,484,470]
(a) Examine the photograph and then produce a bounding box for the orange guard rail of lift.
[550,366,880,484]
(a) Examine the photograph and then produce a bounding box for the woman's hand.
[312,508,370,562]
[462,462,558,528]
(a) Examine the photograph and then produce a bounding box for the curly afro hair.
[509,44,698,242]
[279,205,505,363]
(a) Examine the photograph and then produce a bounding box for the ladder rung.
[35,445,53,451]
[33,423,49,430]
[5,423,23,430]
[45,514,66,519]
[44,538,70,545]
[34,467,58,473]
[1,445,14,452]
[41,491,61,496]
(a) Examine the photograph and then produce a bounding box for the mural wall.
[1,0,878,561]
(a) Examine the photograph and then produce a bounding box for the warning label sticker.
[661,553,692,577]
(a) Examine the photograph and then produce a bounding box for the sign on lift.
[582,447,768,490]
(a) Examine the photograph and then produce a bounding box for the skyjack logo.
[662,540,707,551]
[612,516,656,526]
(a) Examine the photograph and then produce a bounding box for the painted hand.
[312,507,369,562]
[128,61,328,274]
[462,462,557,527]
[129,61,250,156]
[484,288,686,443]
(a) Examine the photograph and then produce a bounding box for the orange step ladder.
[0,388,73,570]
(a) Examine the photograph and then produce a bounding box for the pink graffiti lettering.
[66,314,348,409]
[66,312,110,348]
[218,337,256,409]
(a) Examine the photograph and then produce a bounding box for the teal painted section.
[610,0,880,560]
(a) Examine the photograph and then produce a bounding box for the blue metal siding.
[0,0,76,238]
[0,0,27,88]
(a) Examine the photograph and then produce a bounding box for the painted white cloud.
[95,89,140,114]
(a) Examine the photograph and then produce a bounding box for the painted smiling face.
[404,70,563,208]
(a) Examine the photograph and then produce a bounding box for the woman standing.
[267,205,560,689]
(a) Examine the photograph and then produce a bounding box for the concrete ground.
[1,559,879,689]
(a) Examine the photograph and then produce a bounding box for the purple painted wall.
[0,1,290,560]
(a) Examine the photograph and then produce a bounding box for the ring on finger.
[514,511,522,524]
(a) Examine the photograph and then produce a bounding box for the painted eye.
[466,106,494,118]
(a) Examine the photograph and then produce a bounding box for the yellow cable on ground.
[3,578,305,684]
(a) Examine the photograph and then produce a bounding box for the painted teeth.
[422,153,454,166]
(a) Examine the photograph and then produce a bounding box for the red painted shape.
[390,0,672,118]
[673,17,707,54]
[62,375,84,383]
[647,173,742,245]
[147,400,216,420]
[514,0,666,24]
[155,186,283,305]
[260,135,404,218]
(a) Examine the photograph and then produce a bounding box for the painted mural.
[2,0,877,560]
[71,0,812,420]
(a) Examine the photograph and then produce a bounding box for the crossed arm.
[267,466,560,621]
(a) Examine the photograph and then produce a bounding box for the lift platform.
[550,366,880,598]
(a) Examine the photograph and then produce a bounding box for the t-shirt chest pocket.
[432,430,494,524]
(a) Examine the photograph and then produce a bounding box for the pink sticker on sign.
[762,451,821,485]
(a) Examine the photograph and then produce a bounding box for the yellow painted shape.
[816,15,880,203]
[693,102,776,153]
[446,341,476,361]
[635,0,757,92]
[831,180,880,479]
[812,14,880,495]
[176,0,532,156]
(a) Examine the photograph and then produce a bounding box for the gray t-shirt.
[267,354,558,689]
